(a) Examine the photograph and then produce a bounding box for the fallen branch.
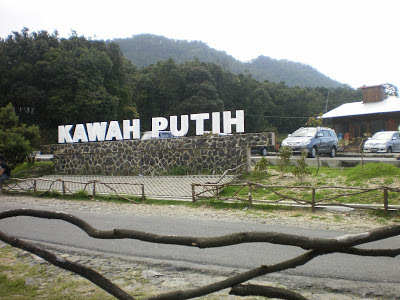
[1,209,399,253]
[229,283,308,300]
[1,208,399,299]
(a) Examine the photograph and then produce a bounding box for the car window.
[322,130,331,137]
[372,132,394,140]
[292,128,317,137]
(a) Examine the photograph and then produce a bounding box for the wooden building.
[322,85,400,140]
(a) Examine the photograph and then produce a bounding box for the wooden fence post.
[62,181,66,196]
[141,184,145,202]
[383,188,388,214]
[92,181,96,199]
[248,183,253,209]
[311,188,316,212]
[192,184,196,202]
[33,179,37,192]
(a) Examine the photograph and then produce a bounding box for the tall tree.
[0,103,40,169]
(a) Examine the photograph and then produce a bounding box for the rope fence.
[1,178,145,203]
[192,181,400,213]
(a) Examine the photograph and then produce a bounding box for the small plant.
[277,146,292,176]
[290,213,303,217]
[333,215,344,222]
[73,190,89,198]
[255,156,271,173]
[337,139,346,152]
[292,149,311,183]
[384,178,395,185]
[250,157,271,181]
[163,165,190,175]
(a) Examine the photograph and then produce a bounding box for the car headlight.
[299,140,310,146]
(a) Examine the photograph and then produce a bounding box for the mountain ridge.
[114,34,345,88]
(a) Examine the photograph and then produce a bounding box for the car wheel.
[330,147,336,158]
[387,147,393,153]
[309,146,317,158]
[261,148,268,156]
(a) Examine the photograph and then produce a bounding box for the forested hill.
[114,34,344,88]
[1,29,363,145]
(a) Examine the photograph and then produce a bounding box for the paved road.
[1,200,399,289]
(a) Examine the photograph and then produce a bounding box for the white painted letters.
[86,122,107,142]
[72,124,88,143]
[123,119,140,140]
[170,115,189,137]
[58,110,245,143]
[211,112,221,134]
[151,117,169,138]
[223,110,244,134]
[190,113,209,136]
[105,121,123,141]
[58,125,73,144]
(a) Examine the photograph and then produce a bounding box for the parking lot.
[252,152,400,168]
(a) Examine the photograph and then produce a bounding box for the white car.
[141,131,176,140]
[363,131,400,153]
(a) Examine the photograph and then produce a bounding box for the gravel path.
[6,175,237,200]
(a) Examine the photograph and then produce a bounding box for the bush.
[278,146,292,175]
[254,156,271,173]
[292,150,311,183]
[0,104,40,169]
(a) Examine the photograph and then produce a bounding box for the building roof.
[322,96,400,119]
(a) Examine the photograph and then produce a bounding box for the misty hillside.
[114,34,344,88]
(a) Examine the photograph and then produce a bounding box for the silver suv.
[363,131,400,153]
[281,127,338,158]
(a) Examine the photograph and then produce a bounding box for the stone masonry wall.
[41,133,275,175]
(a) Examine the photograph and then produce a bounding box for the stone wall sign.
[43,110,275,175]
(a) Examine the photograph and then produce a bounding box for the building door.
[386,118,397,131]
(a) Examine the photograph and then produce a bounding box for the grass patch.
[11,161,53,178]
[344,163,400,183]
[333,215,344,222]
[290,213,303,217]
[234,163,400,206]
[144,197,294,212]
[28,190,143,204]
[0,245,114,299]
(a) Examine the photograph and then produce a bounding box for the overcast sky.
[1,0,399,90]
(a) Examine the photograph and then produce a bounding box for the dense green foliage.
[131,59,362,134]
[115,34,345,88]
[0,29,363,144]
[0,28,139,142]
[0,103,40,169]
